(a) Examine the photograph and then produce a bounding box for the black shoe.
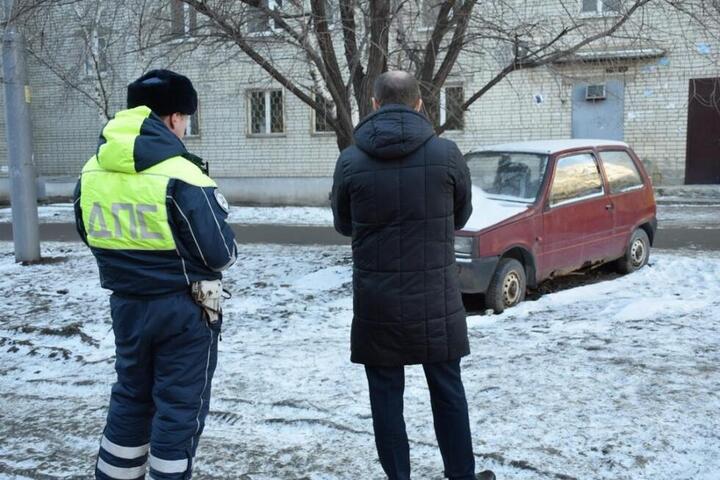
[476,471,496,480]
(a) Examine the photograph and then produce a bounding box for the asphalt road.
[1,223,719,250]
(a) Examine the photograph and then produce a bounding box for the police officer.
[74,69,237,480]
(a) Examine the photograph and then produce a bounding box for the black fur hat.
[127,69,198,116]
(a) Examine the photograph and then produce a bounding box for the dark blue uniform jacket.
[74,113,237,297]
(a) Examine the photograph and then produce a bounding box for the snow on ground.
[0,204,335,226]
[1,203,716,229]
[0,204,76,224]
[655,204,720,229]
[1,244,719,479]
[226,206,334,226]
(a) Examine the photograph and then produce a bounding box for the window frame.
[185,108,201,138]
[419,0,460,31]
[171,0,198,38]
[548,151,606,208]
[247,0,283,36]
[311,93,335,136]
[440,83,465,131]
[83,28,109,78]
[246,88,286,137]
[580,0,622,17]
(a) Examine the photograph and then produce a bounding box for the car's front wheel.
[486,258,526,314]
[616,228,650,274]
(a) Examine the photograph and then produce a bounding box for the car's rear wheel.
[486,258,526,314]
[616,228,650,274]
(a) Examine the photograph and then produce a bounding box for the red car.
[456,139,657,313]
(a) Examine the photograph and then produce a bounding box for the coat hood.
[353,104,435,160]
[96,106,188,173]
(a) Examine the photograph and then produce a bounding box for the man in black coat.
[331,71,495,480]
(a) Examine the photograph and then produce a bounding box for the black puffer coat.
[331,104,473,366]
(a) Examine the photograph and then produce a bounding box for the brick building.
[0,1,718,204]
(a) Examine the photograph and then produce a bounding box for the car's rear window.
[600,150,644,193]
[465,152,548,203]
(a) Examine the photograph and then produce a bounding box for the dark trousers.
[95,292,219,480]
[365,359,475,480]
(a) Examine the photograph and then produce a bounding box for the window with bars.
[185,109,200,137]
[84,29,108,77]
[171,0,197,37]
[248,0,283,34]
[440,85,464,131]
[581,0,621,14]
[313,94,334,133]
[249,89,284,135]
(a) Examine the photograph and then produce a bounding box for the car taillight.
[454,236,474,256]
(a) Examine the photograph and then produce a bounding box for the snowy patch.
[292,266,352,292]
[227,206,333,225]
[0,204,335,226]
[0,203,75,224]
[656,204,720,229]
[463,186,529,232]
[0,243,719,479]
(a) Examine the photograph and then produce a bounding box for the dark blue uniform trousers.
[95,292,219,480]
[365,359,475,480]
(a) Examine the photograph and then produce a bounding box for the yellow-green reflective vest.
[79,107,215,251]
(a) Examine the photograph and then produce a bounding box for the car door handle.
[605,204,614,210]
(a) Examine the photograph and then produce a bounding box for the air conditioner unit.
[585,84,607,101]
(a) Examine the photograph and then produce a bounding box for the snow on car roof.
[469,139,629,155]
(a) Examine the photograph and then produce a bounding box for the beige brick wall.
[0,1,718,186]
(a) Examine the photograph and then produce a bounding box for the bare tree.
[11,0,662,149]
[171,0,657,149]
[11,0,173,121]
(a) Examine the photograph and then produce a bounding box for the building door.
[571,79,624,140]
[685,78,720,184]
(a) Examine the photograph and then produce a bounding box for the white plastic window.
[84,29,108,76]
[171,0,197,36]
[582,0,621,14]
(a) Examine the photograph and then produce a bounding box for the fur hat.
[127,69,197,116]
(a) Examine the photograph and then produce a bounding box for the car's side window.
[549,152,604,207]
[600,150,644,193]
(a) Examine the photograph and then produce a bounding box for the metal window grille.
[250,91,266,134]
[249,90,283,134]
[314,94,333,133]
[270,90,284,133]
[443,86,464,130]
